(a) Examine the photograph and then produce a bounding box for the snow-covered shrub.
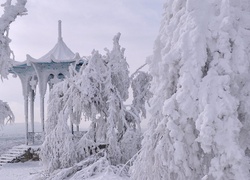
[131,0,250,179]
[0,100,14,125]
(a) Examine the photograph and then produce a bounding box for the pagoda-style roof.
[8,20,85,144]
[11,20,77,68]
[26,20,76,64]
[37,38,75,63]
[10,20,82,97]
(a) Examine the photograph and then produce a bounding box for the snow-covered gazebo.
[10,20,82,144]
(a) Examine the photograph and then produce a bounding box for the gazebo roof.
[26,20,76,64]
[37,38,75,63]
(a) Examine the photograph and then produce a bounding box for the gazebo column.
[17,74,32,145]
[31,62,48,133]
[30,90,35,144]
[40,95,45,132]
[24,95,29,145]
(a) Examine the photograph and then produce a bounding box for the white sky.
[0,0,164,127]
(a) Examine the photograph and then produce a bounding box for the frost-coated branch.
[131,0,250,179]
[0,0,27,79]
[130,63,147,80]
[41,33,149,174]
[0,100,14,125]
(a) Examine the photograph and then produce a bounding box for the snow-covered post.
[29,89,35,143]
[40,95,45,132]
[24,95,29,145]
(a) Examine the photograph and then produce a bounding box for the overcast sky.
[0,0,164,126]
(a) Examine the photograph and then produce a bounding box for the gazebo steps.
[0,145,30,167]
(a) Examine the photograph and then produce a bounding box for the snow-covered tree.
[131,0,250,179]
[0,0,26,128]
[0,100,14,125]
[40,112,76,173]
[41,33,151,174]
[0,0,27,79]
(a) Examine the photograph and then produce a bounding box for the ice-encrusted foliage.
[40,112,76,173]
[0,0,27,79]
[44,152,129,180]
[132,0,250,179]
[45,82,66,134]
[72,33,139,165]
[109,34,130,101]
[0,100,14,125]
[41,33,151,173]
[0,0,26,129]
[131,71,152,119]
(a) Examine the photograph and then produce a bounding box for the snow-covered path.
[0,161,43,180]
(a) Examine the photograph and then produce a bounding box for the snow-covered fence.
[27,132,44,145]
[27,131,86,145]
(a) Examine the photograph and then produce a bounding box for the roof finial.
[58,20,62,41]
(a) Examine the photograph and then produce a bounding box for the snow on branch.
[0,100,14,125]
[0,0,27,79]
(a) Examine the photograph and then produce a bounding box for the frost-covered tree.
[131,0,250,179]
[41,33,152,174]
[40,81,77,173]
[40,112,76,173]
[0,0,27,79]
[0,0,26,127]
[0,100,14,125]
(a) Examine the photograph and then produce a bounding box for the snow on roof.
[27,20,76,63]
[37,38,75,63]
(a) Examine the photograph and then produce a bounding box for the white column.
[40,96,45,132]
[76,125,79,132]
[24,96,29,145]
[30,90,35,144]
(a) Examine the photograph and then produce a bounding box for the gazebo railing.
[27,131,87,145]
[27,132,44,145]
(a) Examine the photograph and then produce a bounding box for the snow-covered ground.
[0,123,129,180]
[0,161,128,180]
[0,123,26,155]
[0,161,43,180]
[0,122,43,154]
[0,123,41,179]
[0,136,24,155]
